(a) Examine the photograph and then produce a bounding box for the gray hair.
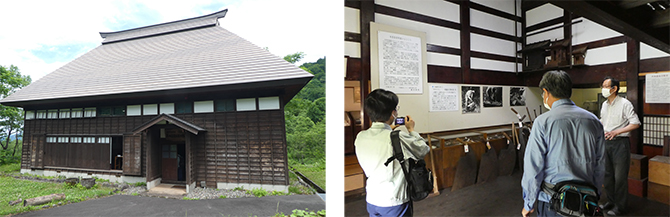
[538,70,572,99]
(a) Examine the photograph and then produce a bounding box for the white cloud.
[0,0,328,81]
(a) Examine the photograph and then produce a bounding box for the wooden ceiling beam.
[620,0,657,9]
[549,0,669,53]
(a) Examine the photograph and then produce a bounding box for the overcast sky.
[0,0,331,81]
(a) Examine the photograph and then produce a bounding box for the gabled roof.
[132,113,205,135]
[1,9,313,107]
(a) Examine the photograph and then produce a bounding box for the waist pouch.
[541,181,603,217]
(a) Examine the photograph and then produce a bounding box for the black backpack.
[384,130,433,201]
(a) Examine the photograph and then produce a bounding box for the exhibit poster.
[462,86,481,114]
[646,72,670,103]
[510,87,526,106]
[377,31,423,94]
[430,84,459,112]
[483,86,503,107]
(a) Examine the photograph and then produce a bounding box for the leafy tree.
[0,65,31,156]
[282,53,325,165]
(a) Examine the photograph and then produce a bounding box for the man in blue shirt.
[521,70,606,217]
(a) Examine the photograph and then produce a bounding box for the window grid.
[36,110,47,119]
[643,115,670,146]
[47,110,58,119]
[57,137,68,143]
[46,137,57,143]
[71,108,83,118]
[83,137,96,143]
[84,108,96,117]
[25,111,35,120]
[98,137,110,144]
[59,109,70,119]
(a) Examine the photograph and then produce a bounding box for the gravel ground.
[185,187,254,199]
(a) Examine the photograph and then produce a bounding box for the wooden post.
[427,134,440,196]
[24,194,65,207]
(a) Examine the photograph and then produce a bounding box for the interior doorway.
[160,127,186,183]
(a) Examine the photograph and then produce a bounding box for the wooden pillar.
[625,36,642,154]
[360,1,374,129]
[564,10,572,65]
[460,0,471,84]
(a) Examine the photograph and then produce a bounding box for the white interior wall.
[471,0,520,15]
[428,53,461,67]
[344,7,360,33]
[572,18,622,45]
[471,33,517,57]
[641,42,670,60]
[525,3,562,27]
[345,42,361,58]
[375,14,461,49]
[471,9,516,36]
[471,57,521,72]
[376,0,460,23]
[585,43,626,66]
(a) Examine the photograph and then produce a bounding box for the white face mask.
[602,88,612,98]
[543,95,551,110]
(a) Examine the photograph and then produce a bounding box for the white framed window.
[84,108,96,117]
[46,137,57,143]
[236,98,256,111]
[36,110,47,119]
[47,110,58,119]
[71,108,83,118]
[70,137,82,143]
[57,137,68,143]
[83,137,96,143]
[160,103,174,114]
[143,104,158,115]
[127,105,141,116]
[258,96,280,110]
[25,111,35,120]
[59,109,70,119]
[98,137,110,144]
[194,101,214,113]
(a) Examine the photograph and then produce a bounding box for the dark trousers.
[604,137,630,212]
[367,201,412,217]
[537,201,561,217]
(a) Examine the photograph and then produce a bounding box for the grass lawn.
[0,163,20,174]
[291,163,325,191]
[0,163,115,216]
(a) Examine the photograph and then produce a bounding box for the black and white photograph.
[510,87,526,106]
[461,86,481,114]
[483,86,502,107]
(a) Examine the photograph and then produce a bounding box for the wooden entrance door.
[161,144,178,181]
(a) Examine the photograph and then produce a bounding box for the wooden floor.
[345,171,670,216]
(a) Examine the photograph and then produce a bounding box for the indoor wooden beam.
[626,36,643,154]
[461,1,471,84]
[360,1,374,129]
[549,0,669,53]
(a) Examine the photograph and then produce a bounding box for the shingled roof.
[1,9,313,107]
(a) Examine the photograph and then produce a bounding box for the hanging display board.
[430,84,459,112]
[646,72,670,104]
[377,31,423,94]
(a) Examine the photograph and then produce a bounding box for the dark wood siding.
[21,109,289,186]
[123,134,142,175]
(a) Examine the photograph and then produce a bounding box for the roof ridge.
[99,8,228,44]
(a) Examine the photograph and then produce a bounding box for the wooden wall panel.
[123,134,141,175]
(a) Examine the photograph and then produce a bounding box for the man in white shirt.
[599,76,641,216]
[355,89,430,217]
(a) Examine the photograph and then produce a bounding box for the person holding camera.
[355,89,430,217]
[521,70,605,217]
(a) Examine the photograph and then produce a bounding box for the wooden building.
[0,9,313,192]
